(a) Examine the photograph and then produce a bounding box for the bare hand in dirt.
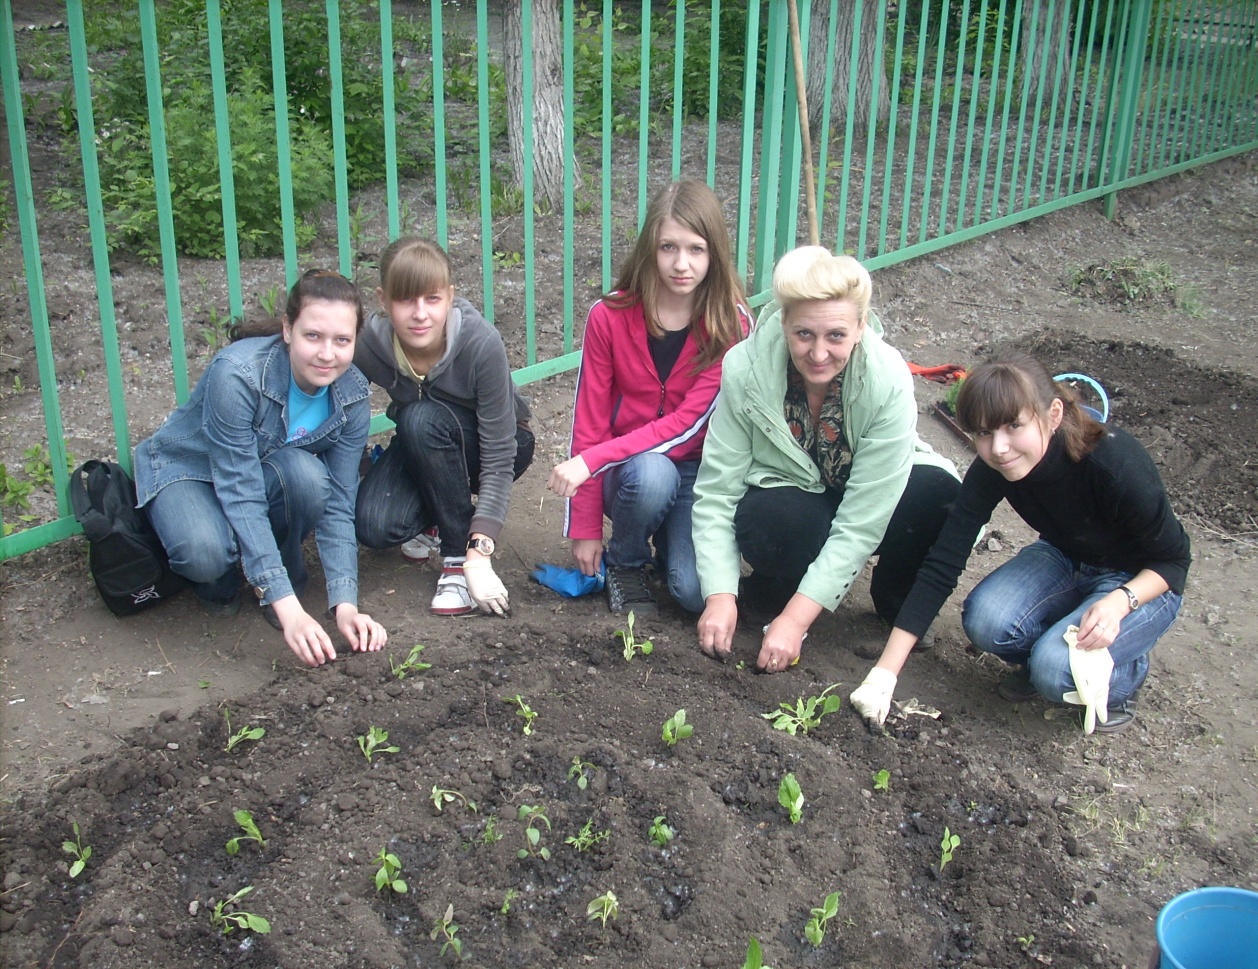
[570,538,604,577]
[271,595,337,667]
[334,604,387,652]
[697,593,738,660]
[547,455,592,498]
[756,614,804,673]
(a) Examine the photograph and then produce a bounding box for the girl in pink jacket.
[547,180,750,615]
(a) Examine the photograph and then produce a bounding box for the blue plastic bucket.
[1155,887,1258,969]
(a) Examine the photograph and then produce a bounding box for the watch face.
[469,537,495,556]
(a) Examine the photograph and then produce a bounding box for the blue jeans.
[602,453,703,613]
[145,448,329,604]
[961,540,1183,705]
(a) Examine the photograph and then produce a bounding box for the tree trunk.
[503,0,575,209]
[1018,0,1075,121]
[805,0,890,135]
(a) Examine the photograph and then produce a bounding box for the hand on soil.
[756,617,804,673]
[850,667,898,725]
[335,605,387,653]
[273,596,337,667]
[696,593,737,659]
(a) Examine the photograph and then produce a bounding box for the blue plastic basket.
[1156,887,1258,969]
[1054,372,1110,423]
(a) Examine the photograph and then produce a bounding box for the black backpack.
[69,460,187,616]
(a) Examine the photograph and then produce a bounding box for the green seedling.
[390,643,432,679]
[198,680,211,689]
[661,709,693,747]
[357,726,400,762]
[565,817,610,852]
[804,890,841,946]
[567,756,596,790]
[430,786,477,813]
[586,890,619,930]
[479,815,503,844]
[430,903,463,958]
[1017,932,1036,951]
[615,610,654,661]
[209,886,270,935]
[872,769,891,792]
[503,694,537,735]
[225,810,265,856]
[742,937,775,969]
[516,804,552,860]
[500,887,519,915]
[223,707,265,753]
[61,822,91,878]
[778,772,804,824]
[939,826,961,873]
[761,684,842,736]
[373,847,407,894]
[648,815,675,847]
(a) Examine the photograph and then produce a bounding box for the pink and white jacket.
[564,296,750,540]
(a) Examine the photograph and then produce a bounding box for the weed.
[373,847,407,894]
[872,769,891,792]
[939,826,961,873]
[390,643,432,679]
[804,890,841,946]
[661,709,693,747]
[761,684,842,736]
[22,444,55,487]
[357,726,400,763]
[648,815,675,847]
[567,756,596,790]
[430,903,463,959]
[492,249,523,270]
[516,804,552,860]
[500,887,519,915]
[778,773,804,824]
[431,786,477,814]
[0,463,35,511]
[223,708,265,753]
[225,810,265,856]
[615,610,654,661]
[209,886,270,935]
[256,285,280,320]
[565,817,610,852]
[61,822,91,878]
[1017,932,1035,951]
[503,694,537,735]
[200,305,235,355]
[586,890,618,930]
[742,937,775,969]
[479,815,503,845]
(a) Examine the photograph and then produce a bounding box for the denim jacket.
[134,336,371,608]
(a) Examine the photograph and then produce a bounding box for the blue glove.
[530,563,606,598]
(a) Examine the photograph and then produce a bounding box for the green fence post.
[206,0,244,321]
[1103,0,1153,218]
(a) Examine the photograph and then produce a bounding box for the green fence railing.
[2,0,1256,559]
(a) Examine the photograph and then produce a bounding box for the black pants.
[733,463,959,625]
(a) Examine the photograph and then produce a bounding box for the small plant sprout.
[430,786,477,813]
[517,804,552,860]
[480,815,503,844]
[872,769,891,792]
[742,937,775,969]
[209,886,271,936]
[61,822,91,878]
[565,817,610,852]
[225,810,266,856]
[778,773,804,824]
[222,707,265,753]
[500,887,520,915]
[1017,932,1036,952]
[939,826,961,873]
[615,610,654,660]
[567,756,596,790]
[761,684,842,736]
[503,694,538,735]
[648,815,675,847]
[390,643,432,679]
[661,709,693,747]
[804,890,841,946]
[430,903,463,959]
[586,890,619,930]
[373,847,407,894]
[357,726,400,763]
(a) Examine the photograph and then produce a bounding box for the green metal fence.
[2,0,1256,559]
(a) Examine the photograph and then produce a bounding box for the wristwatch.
[467,536,496,557]
[1117,584,1140,612]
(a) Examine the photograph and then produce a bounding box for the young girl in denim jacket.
[546,179,750,616]
[135,270,387,667]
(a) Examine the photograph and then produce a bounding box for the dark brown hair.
[955,351,1106,462]
[233,269,364,340]
[605,179,748,371]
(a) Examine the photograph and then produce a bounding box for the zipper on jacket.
[657,385,665,418]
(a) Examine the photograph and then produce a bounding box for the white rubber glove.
[1061,625,1114,735]
[850,667,898,726]
[462,557,511,616]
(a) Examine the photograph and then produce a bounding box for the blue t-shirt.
[286,376,330,442]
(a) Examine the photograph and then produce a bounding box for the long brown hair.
[955,351,1106,462]
[604,179,747,371]
[233,268,363,340]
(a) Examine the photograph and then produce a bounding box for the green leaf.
[69,859,85,878]
[245,914,270,934]
[393,879,408,894]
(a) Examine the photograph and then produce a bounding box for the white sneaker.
[430,557,475,616]
[401,526,440,563]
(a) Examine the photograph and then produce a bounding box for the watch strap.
[1118,584,1140,611]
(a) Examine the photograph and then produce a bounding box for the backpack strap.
[69,460,121,543]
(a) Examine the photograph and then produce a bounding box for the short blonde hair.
[771,245,872,323]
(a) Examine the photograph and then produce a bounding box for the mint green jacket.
[692,302,957,611]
